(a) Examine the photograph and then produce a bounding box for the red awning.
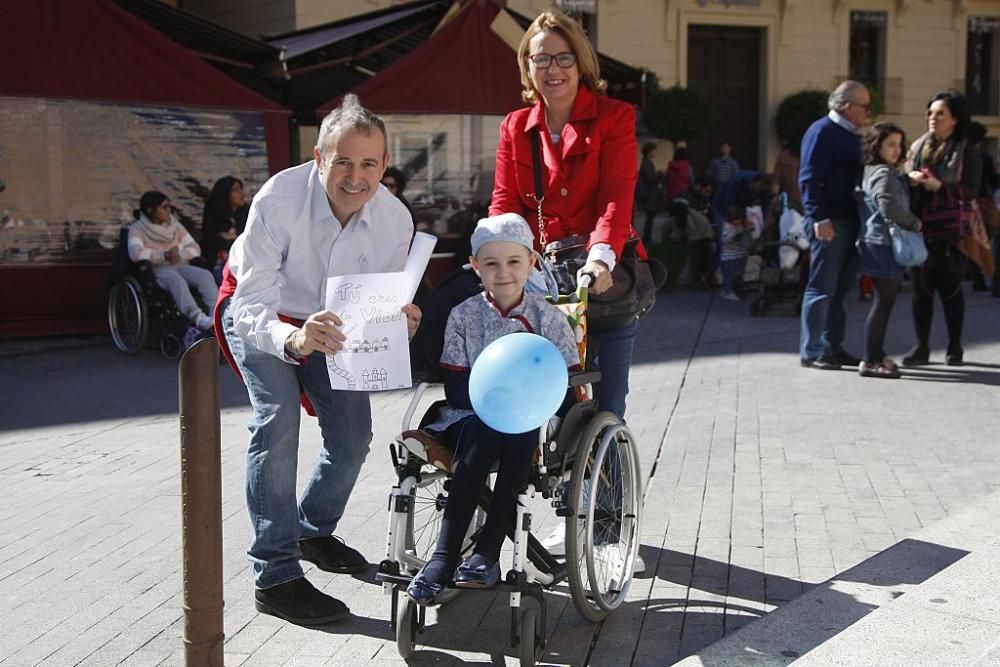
[320,1,525,116]
[1,0,290,171]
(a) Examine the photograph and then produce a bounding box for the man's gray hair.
[315,94,388,159]
[829,80,868,112]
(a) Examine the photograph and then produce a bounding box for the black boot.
[902,345,930,366]
[945,343,964,366]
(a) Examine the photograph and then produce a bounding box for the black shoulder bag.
[528,130,663,331]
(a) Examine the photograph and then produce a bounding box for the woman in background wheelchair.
[127,191,217,332]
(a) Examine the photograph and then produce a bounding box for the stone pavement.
[1,283,998,666]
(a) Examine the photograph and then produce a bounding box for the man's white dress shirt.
[230,160,413,361]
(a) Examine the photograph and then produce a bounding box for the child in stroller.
[405,213,580,606]
[745,193,809,316]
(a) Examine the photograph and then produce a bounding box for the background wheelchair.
[376,281,643,666]
[107,227,208,359]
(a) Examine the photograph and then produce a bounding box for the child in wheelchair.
[405,213,580,606]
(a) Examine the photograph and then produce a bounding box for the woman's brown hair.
[516,10,606,104]
[863,121,907,167]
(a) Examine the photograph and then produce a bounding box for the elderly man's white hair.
[828,80,868,112]
[315,94,388,159]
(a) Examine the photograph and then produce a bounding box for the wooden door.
[687,25,762,173]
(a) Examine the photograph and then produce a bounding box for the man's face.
[843,88,872,128]
[314,127,388,224]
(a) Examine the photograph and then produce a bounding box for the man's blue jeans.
[590,319,639,420]
[799,217,860,361]
[222,300,373,589]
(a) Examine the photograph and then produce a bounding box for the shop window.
[849,11,886,95]
[967,17,1000,116]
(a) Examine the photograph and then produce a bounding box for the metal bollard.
[178,338,224,666]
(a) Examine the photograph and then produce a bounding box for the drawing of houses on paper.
[361,368,389,391]
[325,273,412,392]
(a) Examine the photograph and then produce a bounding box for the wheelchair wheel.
[401,470,485,579]
[160,332,182,360]
[402,470,449,572]
[396,596,419,659]
[108,276,147,355]
[518,607,538,667]
[565,411,642,622]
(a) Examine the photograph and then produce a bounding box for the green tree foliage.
[643,80,712,144]
[774,90,828,149]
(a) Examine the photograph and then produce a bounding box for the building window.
[555,0,597,46]
[849,11,886,96]
[967,17,1000,116]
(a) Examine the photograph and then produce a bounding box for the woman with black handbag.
[489,8,644,420]
[904,90,981,367]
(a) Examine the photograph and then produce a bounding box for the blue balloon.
[469,332,569,434]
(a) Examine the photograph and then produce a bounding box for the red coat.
[489,86,644,259]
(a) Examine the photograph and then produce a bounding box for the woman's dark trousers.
[911,243,965,354]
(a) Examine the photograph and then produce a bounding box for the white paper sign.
[323,232,437,392]
[325,273,411,392]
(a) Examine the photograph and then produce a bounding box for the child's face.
[879,132,903,166]
[721,143,731,157]
[470,242,534,306]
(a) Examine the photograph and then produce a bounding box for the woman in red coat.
[489,9,640,420]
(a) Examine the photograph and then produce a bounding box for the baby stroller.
[376,275,643,666]
[746,194,809,316]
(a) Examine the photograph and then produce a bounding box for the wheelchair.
[107,227,209,359]
[376,284,643,666]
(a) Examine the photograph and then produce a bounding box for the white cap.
[470,213,535,257]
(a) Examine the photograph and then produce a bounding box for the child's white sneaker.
[720,291,740,301]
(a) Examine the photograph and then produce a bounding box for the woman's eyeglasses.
[528,52,577,69]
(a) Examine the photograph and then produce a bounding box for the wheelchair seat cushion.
[400,430,455,472]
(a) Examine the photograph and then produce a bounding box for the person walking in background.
[673,175,715,287]
[719,205,750,300]
[966,122,998,293]
[201,176,245,284]
[709,141,740,190]
[771,141,802,213]
[128,191,217,332]
[903,90,981,367]
[857,122,922,379]
[798,80,869,370]
[381,166,413,216]
[636,142,662,245]
[664,144,695,201]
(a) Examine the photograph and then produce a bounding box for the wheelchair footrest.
[376,571,551,595]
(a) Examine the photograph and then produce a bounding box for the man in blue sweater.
[798,80,870,369]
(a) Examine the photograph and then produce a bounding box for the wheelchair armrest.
[569,370,601,387]
[188,256,211,270]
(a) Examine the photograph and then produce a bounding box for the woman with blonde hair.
[489,9,641,420]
